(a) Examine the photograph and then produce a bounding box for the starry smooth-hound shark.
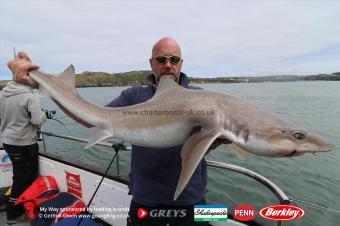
[27,65,334,200]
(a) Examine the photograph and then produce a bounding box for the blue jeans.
[3,143,39,219]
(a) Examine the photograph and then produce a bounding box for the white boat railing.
[205,160,290,204]
[41,131,289,201]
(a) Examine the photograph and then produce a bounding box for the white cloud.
[1,0,340,80]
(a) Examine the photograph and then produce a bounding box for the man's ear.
[149,58,153,70]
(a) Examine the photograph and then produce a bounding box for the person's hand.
[7,51,39,89]
[190,126,231,154]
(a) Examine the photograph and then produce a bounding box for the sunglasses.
[153,55,181,65]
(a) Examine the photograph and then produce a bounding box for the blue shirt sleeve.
[105,88,133,107]
[105,85,154,108]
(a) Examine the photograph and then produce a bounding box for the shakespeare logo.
[194,205,228,222]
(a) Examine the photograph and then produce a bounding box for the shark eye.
[292,131,306,140]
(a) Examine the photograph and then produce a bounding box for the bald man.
[8,37,226,226]
[106,37,217,226]
[149,37,183,84]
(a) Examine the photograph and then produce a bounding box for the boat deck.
[0,211,30,226]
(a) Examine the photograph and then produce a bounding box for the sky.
[1,0,340,80]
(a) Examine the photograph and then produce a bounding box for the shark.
[27,65,334,200]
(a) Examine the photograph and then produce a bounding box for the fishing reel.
[37,109,64,141]
[42,109,64,125]
[44,109,57,119]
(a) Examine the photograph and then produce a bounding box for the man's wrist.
[29,80,39,89]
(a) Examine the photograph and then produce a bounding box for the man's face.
[149,42,183,85]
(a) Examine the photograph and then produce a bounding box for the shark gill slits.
[243,129,249,142]
[232,124,249,143]
[234,124,243,136]
[292,131,306,140]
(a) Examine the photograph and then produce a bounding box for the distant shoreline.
[1,70,339,90]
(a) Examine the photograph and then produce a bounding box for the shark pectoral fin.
[174,129,221,200]
[85,127,112,149]
[227,143,251,160]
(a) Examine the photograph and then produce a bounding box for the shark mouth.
[283,150,304,157]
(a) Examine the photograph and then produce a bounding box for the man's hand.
[7,51,39,89]
[190,126,231,154]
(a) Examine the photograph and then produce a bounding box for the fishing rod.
[76,142,126,226]
[38,109,64,152]
[289,197,340,215]
[43,109,65,126]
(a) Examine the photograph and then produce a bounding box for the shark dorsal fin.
[57,65,76,88]
[154,76,180,97]
[50,65,78,96]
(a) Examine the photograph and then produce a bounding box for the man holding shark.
[8,37,230,225]
[106,37,233,226]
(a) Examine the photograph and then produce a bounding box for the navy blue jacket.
[106,73,207,206]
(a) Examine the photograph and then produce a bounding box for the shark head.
[247,127,335,157]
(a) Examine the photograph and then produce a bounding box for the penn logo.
[233,205,255,221]
[259,205,305,221]
[137,208,148,218]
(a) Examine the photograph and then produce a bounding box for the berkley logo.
[233,205,255,221]
[259,205,304,221]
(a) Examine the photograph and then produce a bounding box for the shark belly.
[114,121,193,148]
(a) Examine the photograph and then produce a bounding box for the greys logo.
[148,209,187,218]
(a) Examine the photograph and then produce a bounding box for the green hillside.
[76,70,152,87]
[0,80,8,90]
[1,71,339,90]
[0,70,152,89]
